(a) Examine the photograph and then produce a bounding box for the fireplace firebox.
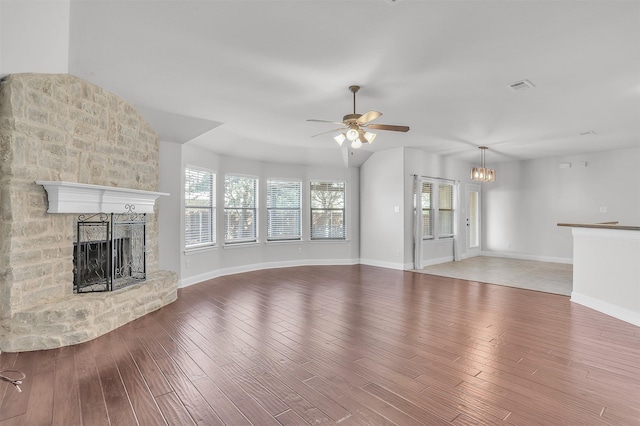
[73,208,146,293]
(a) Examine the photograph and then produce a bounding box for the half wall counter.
[558,222,640,327]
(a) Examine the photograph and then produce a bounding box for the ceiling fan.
[307,85,410,148]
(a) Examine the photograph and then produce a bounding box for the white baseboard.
[179,252,573,289]
[571,292,640,327]
[359,258,406,270]
[481,250,573,265]
[179,258,360,288]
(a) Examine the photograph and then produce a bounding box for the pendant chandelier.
[471,146,496,182]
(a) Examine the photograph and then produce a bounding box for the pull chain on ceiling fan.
[307,85,410,149]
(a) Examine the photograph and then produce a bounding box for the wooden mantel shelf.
[557,222,640,231]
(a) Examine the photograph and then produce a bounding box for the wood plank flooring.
[0,265,638,425]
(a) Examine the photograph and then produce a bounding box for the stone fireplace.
[0,73,178,352]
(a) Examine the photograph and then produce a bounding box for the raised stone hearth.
[6,271,176,352]
[0,73,178,352]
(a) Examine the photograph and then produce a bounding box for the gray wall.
[360,147,473,269]
[360,146,640,269]
[482,147,640,262]
[161,143,640,284]
[158,141,184,275]
[159,142,360,287]
[0,1,70,76]
[360,148,405,269]
[404,148,474,267]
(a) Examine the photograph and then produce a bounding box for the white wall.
[483,147,640,262]
[360,148,405,269]
[159,143,360,287]
[0,1,70,76]
[158,141,182,274]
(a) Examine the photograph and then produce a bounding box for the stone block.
[26,107,49,125]
[26,89,56,111]
[32,125,68,144]
[10,248,42,265]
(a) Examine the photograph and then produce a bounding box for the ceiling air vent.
[508,80,535,91]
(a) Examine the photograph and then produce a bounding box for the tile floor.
[414,256,573,296]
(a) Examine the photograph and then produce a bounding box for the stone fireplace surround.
[0,73,178,352]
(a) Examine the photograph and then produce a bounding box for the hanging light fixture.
[333,128,377,148]
[471,146,496,182]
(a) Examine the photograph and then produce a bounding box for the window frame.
[266,178,302,242]
[184,166,216,250]
[421,180,434,240]
[224,174,258,245]
[421,178,455,241]
[310,181,346,240]
[438,182,455,239]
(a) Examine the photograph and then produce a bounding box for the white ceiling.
[67,0,640,167]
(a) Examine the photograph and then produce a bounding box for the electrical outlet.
[298,247,303,255]
[186,259,191,269]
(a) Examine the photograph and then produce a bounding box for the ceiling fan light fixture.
[346,128,359,142]
[307,85,409,148]
[364,131,377,144]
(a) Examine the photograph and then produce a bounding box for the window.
[310,181,345,239]
[421,181,433,239]
[421,179,455,240]
[224,175,258,244]
[438,182,454,237]
[267,179,301,241]
[185,167,215,248]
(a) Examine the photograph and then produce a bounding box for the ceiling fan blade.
[357,111,382,125]
[366,124,410,132]
[307,119,344,125]
[311,127,346,138]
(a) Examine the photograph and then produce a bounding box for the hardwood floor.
[0,265,638,425]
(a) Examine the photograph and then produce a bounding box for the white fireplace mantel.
[36,181,169,214]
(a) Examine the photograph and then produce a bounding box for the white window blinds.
[439,182,454,237]
[421,181,433,239]
[224,175,258,243]
[310,181,346,239]
[185,167,215,248]
[267,179,301,241]
[420,178,455,240]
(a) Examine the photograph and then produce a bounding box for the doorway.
[466,184,481,258]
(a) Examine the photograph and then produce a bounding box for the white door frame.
[466,183,481,258]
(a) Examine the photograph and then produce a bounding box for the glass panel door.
[466,184,481,257]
